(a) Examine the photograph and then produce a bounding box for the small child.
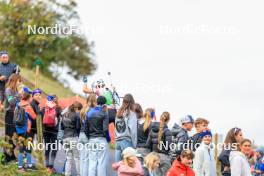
[15,87,37,172]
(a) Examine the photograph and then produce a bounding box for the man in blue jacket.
[0,51,19,104]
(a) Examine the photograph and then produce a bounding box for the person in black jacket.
[86,96,109,176]
[62,101,82,176]
[137,107,153,160]
[218,127,243,176]
[146,111,171,176]
[29,89,42,139]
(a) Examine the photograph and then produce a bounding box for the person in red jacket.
[166,149,195,176]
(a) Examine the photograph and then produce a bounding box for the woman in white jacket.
[193,130,217,176]
[230,138,252,176]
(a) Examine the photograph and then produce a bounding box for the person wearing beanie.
[41,94,62,173]
[29,89,42,139]
[86,95,109,176]
[112,147,144,176]
[0,51,19,105]
[15,87,37,172]
[170,115,194,162]
[253,147,264,176]
[193,130,217,176]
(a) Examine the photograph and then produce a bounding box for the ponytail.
[157,112,170,149]
[80,94,97,122]
[143,108,152,132]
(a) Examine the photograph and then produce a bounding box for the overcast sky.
[71,0,264,145]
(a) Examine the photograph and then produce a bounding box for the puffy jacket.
[218,149,231,175]
[166,160,195,176]
[112,158,144,176]
[85,106,109,139]
[62,112,80,138]
[229,151,252,176]
[146,122,172,155]
[137,119,152,148]
[170,123,189,160]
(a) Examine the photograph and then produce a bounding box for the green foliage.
[0,0,96,80]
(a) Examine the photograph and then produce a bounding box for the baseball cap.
[180,115,194,125]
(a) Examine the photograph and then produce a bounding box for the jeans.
[79,132,89,176]
[63,137,80,176]
[88,137,109,176]
[115,139,133,162]
[18,153,32,168]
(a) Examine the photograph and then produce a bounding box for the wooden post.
[35,65,39,89]
[35,64,45,168]
[214,133,219,162]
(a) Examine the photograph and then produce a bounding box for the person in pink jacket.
[112,147,144,176]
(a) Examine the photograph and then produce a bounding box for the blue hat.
[0,50,8,56]
[23,87,32,94]
[180,115,194,125]
[199,130,212,139]
[47,95,55,101]
[32,89,42,96]
[256,147,264,155]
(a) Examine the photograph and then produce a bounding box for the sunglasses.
[233,127,241,134]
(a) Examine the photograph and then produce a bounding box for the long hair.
[157,112,170,149]
[134,103,143,119]
[80,94,97,122]
[223,127,242,149]
[143,108,153,132]
[5,74,21,93]
[68,101,83,113]
[144,152,160,170]
[116,93,135,118]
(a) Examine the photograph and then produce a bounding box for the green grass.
[20,67,75,98]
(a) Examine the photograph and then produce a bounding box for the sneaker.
[27,165,37,170]
[18,167,26,173]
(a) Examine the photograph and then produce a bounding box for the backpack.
[13,105,27,128]
[43,107,57,127]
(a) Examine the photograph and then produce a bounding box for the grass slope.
[20,67,75,98]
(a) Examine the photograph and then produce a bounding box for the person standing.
[79,93,97,176]
[230,139,253,176]
[86,96,109,176]
[42,95,62,173]
[62,101,82,176]
[0,51,19,105]
[193,130,217,176]
[137,108,153,159]
[170,115,194,162]
[146,112,172,176]
[115,93,138,162]
[219,127,244,176]
[4,74,21,162]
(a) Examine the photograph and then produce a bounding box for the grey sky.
[71,0,264,145]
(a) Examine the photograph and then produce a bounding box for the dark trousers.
[4,110,16,162]
[43,129,58,168]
